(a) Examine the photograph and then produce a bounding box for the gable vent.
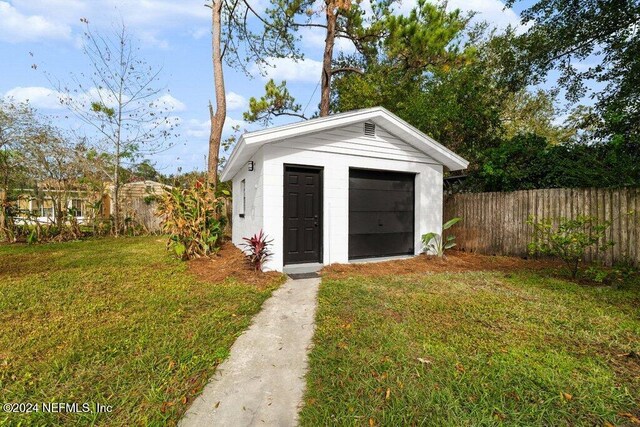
[364,122,376,137]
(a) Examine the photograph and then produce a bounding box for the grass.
[301,270,640,426]
[0,236,285,426]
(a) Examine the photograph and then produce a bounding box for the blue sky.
[0,0,531,175]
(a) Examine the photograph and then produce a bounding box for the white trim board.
[221,107,469,182]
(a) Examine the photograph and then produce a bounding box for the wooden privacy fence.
[122,195,233,235]
[122,198,163,233]
[444,188,640,266]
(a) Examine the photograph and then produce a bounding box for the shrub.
[422,217,462,257]
[13,211,84,244]
[464,133,640,192]
[143,194,160,205]
[241,230,273,271]
[527,215,614,279]
[584,260,640,288]
[157,183,227,260]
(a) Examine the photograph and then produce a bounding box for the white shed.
[220,107,469,272]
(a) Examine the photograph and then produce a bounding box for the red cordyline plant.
[241,230,273,272]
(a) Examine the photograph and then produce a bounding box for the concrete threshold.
[349,254,416,264]
[282,262,323,275]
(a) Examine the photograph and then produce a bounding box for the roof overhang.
[220,107,469,181]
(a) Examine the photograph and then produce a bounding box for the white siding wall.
[232,147,265,247]
[256,122,443,272]
[274,122,436,164]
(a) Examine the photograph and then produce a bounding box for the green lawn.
[301,270,640,426]
[0,237,284,426]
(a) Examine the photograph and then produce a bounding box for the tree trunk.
[55,195,63,230]
[113,131,121,236]
[0,143,16,242]
[208,0,226,190]
[0,150,10,241]
[0,188,9,242]
[320,1,338,117]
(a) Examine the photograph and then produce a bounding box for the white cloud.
[223,116,247,134]
[189,27,210,40]
[296,0,524,57]
[137,30,170,49]
[390,0,523,31]
[298,26,326,49]
[185,116,247,138]
[226,92,247,111]
[3,86,66,110]
[157,94,187,112]
[113,0,209,26]
[448,0,523,30]
[3,86,187,117]
[253,57,323,83]
[76,87,125,109]
[10,0,87,23]
[12,0,209,27]
[3,0,210,47]
[336,37,356,54]
[0,2,71,43]
[184,119,209,139]
[299,26,356,54]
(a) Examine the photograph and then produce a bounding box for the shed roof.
[220,107,469,181]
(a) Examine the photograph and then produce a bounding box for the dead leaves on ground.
[493,410,507,421]
[618,350,640,360]
[619,412,640,424]
[417,357,432,366]
[321,250,561,280]
[160,401,174,414]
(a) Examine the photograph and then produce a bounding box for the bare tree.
[22,126,85,232]
[0,100,34,241]
[51,20,178,235]
[0,101,109,241]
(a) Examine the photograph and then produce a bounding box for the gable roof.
[220,107,469,181]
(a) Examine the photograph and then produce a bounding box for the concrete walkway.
[179,277,320,427]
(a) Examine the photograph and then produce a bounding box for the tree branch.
[331,66,364,75]
[257,110,307,121]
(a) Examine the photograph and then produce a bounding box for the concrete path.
[179,277,320,427]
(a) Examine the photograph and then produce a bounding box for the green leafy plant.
[527,215,614,279]
[241,230,273,272]
[422,217,462,257]
[26,228,38,244]
[143,194,160,205]
[584,259,639,289]
[157,182,227,260]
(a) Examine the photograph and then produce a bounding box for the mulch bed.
[322,250,562,280]
[187,241,283,289]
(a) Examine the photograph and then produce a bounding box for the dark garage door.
[349,168,415,259]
